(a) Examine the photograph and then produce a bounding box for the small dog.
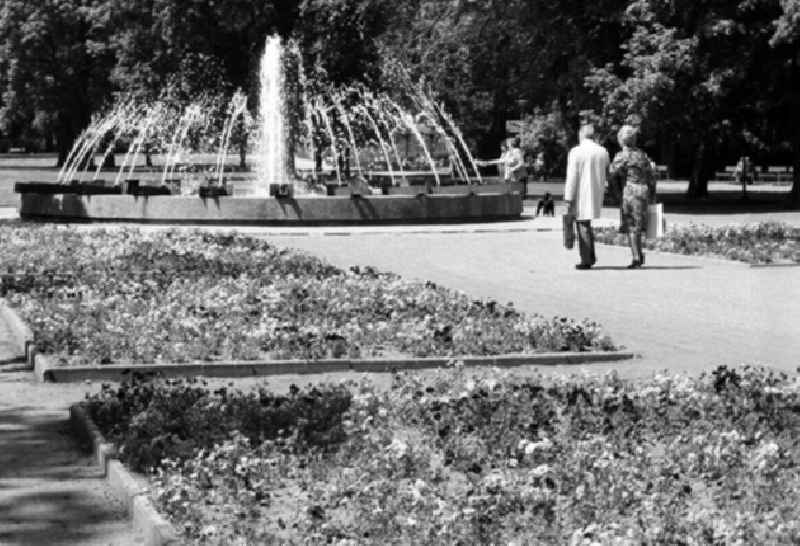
[536,192,555,216]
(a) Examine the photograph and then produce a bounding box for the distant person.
[536,192,555,216]
[477,138,525,182]
[736,155,754,199]
[564,124,610,269]
[504,137,525,182]
[534,151,546,181]
[608,125,656,269]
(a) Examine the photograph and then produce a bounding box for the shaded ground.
[0,314,139,545]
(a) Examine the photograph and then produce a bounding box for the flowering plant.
[0,226,614,364]
[595,222,800,264]
[82,364,800,544]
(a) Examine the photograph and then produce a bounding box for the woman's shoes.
[627,254,645,269]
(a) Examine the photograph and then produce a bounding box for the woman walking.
[609,125,656,268]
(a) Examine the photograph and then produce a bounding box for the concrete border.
[18,191,523,225]
[36,350,637,382]
[69,404,179,546]
[0,298,34,365]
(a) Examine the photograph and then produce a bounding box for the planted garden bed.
[0,226,614,366]
[85,365,800,544]
[595,222,800,265]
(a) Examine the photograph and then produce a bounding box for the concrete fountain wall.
[18,189,522,225]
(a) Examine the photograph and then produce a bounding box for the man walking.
[564,124,609,269]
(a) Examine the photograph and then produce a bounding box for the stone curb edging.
[69,404,180,546]
[36,350,637,382]
[0,298,35,365]
[314,226,561,236]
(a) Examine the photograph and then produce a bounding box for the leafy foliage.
[86,375,352,472]
[138,364,800,543]
[0,0,115,161]
[595,221,800,264]
[0,226,615,365]
[587,0,800,199]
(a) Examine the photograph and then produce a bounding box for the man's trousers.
[575,220,596,266]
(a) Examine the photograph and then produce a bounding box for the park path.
[0,316,139,545]
[267,227,800,379]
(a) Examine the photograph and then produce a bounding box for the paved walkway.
[0,316,138,544]
[266,227,800,379]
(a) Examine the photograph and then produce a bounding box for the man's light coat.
[565,139,609,220]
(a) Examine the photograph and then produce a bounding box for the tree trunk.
[478,87,509,160]
[790,136,800,208]
[687,140,709,198]
[56,128,71,168]
[239,133,247,169]
[56,147,68,168]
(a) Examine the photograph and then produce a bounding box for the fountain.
[16,36,522,224]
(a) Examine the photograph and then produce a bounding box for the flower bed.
[0,226,614,365]
[594,222,800,264]
[86,365,800,544]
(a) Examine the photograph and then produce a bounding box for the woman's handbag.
[646,203,665,239]
[563,213,576,249]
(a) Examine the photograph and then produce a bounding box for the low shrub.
[595,221,800,264]
[125,364,800,544]
[0,226,615,364]
[85,376,351,472]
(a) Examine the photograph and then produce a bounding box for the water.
[254,36,286,194]
[57,35,482,195]
[216,91,249,186]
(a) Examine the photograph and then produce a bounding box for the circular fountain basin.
[16,185,522,225]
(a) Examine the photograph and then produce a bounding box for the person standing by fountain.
[477,137,525,183]
[564,124,610,269]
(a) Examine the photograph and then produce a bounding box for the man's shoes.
[627,260,642,269]
[575,263,593,270]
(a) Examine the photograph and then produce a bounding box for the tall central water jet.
[255,35,287,194]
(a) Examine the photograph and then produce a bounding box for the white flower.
[388,437,408,457]
[530,464,551,477]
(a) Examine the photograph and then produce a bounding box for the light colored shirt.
[503,146,524,181]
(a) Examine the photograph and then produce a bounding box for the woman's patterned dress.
[609,148,656,234]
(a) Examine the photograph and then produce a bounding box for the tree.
[376,0,627,158]
[586,0,793,199]
[769,0,800,206]
[0,0,115,165]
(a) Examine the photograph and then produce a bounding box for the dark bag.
[563,213,576,249]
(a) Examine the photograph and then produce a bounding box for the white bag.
[646,203,665,239]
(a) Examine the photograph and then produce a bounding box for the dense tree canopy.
[0,0,115,163]
[586,0,797,198]
[0,0,797,201]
